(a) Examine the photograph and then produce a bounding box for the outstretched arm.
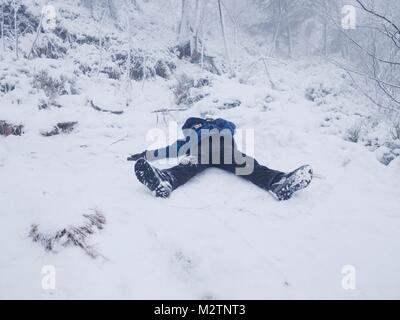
[127,139,186,161]
[127,151,147,161]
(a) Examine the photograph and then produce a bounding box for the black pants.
[163,137,284,192]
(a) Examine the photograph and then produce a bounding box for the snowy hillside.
[1,0,400,299]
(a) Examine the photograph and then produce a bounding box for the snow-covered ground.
[1,57,400,299]
[1,0,400,300]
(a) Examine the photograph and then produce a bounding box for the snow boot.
[134,158,173,198]
[270,165,313,201]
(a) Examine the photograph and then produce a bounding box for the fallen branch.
[89,100,124,115]
[111,134,129,145]
[151,108,187,113]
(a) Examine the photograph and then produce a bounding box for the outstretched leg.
[165,159,208,191]
[135,158,208,198]
[219,152,284,191]
[218,145,313,200]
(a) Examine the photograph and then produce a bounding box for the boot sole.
[134,159,171,198]
[272,165,313,200]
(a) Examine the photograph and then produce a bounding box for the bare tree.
[12,0,19,59]
[27,9,44,59]
[330,0,400,111]
[220,1,243,77]
[218,0,235,77]
[1,0,5,60]
[177,0,191,47]
[282,0,292,57]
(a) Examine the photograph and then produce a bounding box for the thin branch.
[356,0,400,35]
[328,58,400,113]
[346,68,398,113]
[337,25,400,66]
[28,12,44,59]
[327,58,400,89]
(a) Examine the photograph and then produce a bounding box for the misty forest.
[1,0,400,299]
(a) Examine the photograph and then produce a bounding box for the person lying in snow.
[127,117,313,200]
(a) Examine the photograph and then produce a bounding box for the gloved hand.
[127,151,146,161]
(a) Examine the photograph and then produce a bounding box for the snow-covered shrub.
[320,114,339,128]
[173,42,222,75]
[375,146,396,166]
[38,99,62,110]
[41,122,78,137]
[30,21,109,59]
[30,34,68,59]
[155,60,176,79]
[348,117,400,165]
[218,99,242,110]
[172,73,194,105]
[174,42,191,60]
[305,84,335,105]
[0,67,18,94]
[0,120,23,136]
[0,79,16,93]
[1,2,39,37]
[392,148,400,156]
[111,50,176,81]
[77,62,93,76]
[32,70,78,99]
[100,61,122,80]
[29,211,106,259]
[390,120,400,141]
[344,123,362,143]
[73,33,106,47]
[171,73,210,106]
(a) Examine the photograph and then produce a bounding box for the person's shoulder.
[182,117,205,129]
[214,118,236,128]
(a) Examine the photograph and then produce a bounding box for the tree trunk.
[283,0,292,57]
[322,0,329,56]
[270,2,282,56]
[13,1,18,59]
[1,1,4,60]
[178,0,191,46]
[28,12,44,59]
[217,0,235,77]
[220,1,238,78]
[200,21,205,69]
[191,0,201,56]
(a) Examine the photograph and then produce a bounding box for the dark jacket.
[147,117,236,160]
